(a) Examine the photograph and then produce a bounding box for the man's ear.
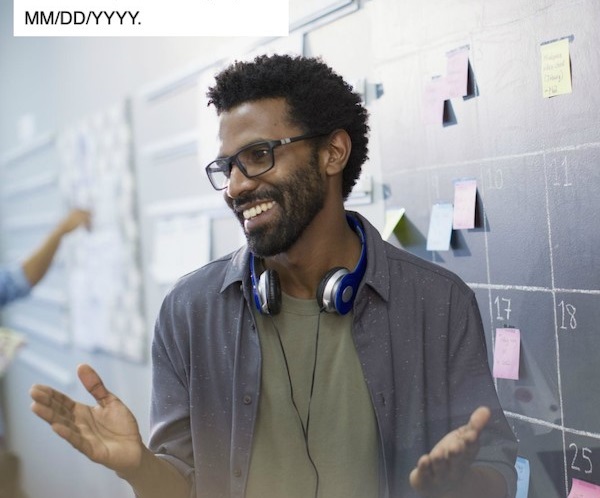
[322,129,352,176]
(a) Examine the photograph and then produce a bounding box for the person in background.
[0,207,90,497]
[0,208,91,307]
[29,55,517,498]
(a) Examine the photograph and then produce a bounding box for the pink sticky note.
[568,478,600,498]
[423,77,446,125]
[452,178,477,229]
[445,47,470,99]
[493,328,521,380]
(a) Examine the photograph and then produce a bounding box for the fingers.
[30,381,95,457]
[410,446,467,495]
[30,387,73,425]
[29,364,113,427]
[77,363,113,406]
[468,406,491,433]
[30,384,76,425]
[410,407,492,495]
[409,455,431,490]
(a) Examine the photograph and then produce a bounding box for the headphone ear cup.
[316,266,349,313]
[262,269,282,315]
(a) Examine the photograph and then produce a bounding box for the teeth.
[243,202,274,220]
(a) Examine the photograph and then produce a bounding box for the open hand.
[409,406,491,497]
[30,364,143,474]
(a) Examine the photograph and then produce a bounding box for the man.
[30,55,517,497]
[0,208,91,307]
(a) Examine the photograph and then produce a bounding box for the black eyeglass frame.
[204,132,329,191]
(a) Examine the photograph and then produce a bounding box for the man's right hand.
[30,363,144,474]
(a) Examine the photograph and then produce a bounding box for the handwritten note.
[493,328,521,380]
[452,178,477,229]
[541,38,573,98]
[515,457,530,498]
[426,203,454,251]
[445,47,470,99]
[382,208,406,240]
[568,478,600,498]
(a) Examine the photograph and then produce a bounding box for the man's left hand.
[409,406,492,498]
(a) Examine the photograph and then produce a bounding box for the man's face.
[218,98,326,257]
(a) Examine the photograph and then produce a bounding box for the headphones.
[250,215,367,316]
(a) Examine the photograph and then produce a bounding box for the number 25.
[570,443,592,474]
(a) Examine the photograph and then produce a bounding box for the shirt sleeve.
[148,292,195,493]
[449,293,518,497]
[0,264,32,307]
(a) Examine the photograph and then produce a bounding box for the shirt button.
[233,468,242,477]
[243,395,252,405]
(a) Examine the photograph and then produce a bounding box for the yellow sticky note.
[382,208,405,240]
[540,38,572,98]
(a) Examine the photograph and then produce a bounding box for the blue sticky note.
[515,456,530,498]
[426,203,454,251]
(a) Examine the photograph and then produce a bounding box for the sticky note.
[515,457,530,498]
[568,478,600,498]
[493,328,521,380]
[382,208,406,240]
[423,76,446,125]
[452,178,477,229]
[541,37,573,98]
[445,47,470,99]
[426,203,453,251]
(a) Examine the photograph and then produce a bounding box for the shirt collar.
[218,211,391,305]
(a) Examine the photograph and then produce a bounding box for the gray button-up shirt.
[149,212,518,498]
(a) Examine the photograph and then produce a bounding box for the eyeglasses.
[205,132,328,191]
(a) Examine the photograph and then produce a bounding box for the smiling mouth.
[243,201,275,220]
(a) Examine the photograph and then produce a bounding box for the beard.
[228,151,326,257]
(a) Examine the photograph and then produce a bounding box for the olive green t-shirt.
[246,293,379,498]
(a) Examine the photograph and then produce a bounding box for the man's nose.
[225,163,257,199]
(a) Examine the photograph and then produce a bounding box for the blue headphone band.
[250,255,264,312]
[251,215,367,316]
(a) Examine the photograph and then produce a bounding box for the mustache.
[230,188,283,211]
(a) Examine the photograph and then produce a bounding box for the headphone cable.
[272,313,322,498]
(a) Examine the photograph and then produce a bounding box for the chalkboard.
[371,0,600,495]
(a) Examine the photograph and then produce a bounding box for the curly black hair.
[206,54,369,200]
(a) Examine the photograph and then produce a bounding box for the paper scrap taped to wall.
[445,46,470,99]
[452,178,477,229]
[515,457,530,498]
[423,76,446,125]
[382,208,405,240]
[541,37,573,98]
[426,203,453,251]
[422,46,470,125]
[568,478,600,498]
[493,328,521,380]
